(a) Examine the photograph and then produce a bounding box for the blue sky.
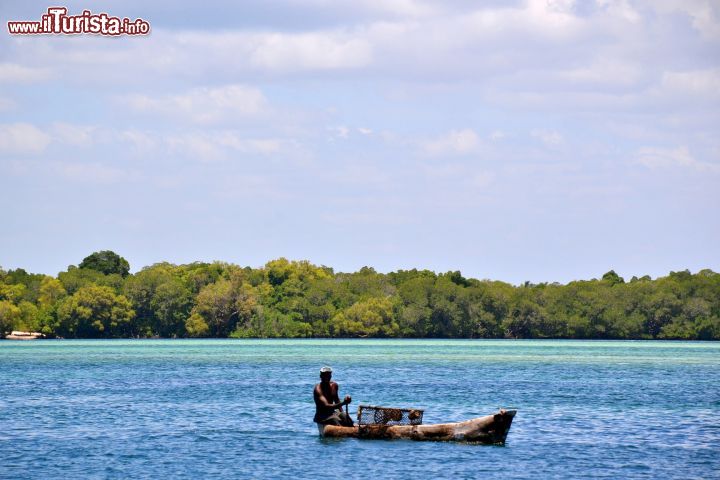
[1,0,718,283]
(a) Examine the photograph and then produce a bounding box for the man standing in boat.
[313,366,354,430]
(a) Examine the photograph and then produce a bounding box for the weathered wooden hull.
[321,409,516,444]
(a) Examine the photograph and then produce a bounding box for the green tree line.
[1,251,718,340]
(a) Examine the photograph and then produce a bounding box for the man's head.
[319,366,332,382]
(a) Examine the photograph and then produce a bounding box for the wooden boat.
[320,409,516,444]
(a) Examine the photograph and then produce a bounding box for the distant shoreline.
[3,336,718,342]
[2,253,718,341]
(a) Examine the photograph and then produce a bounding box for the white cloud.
[422,129,480,156]
[249,32,372,71]
[558,58,644,88]
[166,134,225,162]
[1,27,374,88]
[0,123,51,154]
[0,63,50,83]
[352,0,439,18]
[636,146,720,172]
[652,0,720,40]
[1,0,712,115]
[1,122,109,154]
[165,131,285,162]
[660,69,720,99]
[125,85,267,123]
[213,132,283,154]
[0,1,586,86]
[689,2,720,40]
[118,130,157,153]
[153,29,372,77]
[50,123,96,147]
[531,129,564,146]
[355,2,590,86]
[464,0,585,40]
[358,127,373,135]
[328,126,350,139]
[596,0,641,23]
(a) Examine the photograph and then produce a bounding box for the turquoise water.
[1,339,718,479]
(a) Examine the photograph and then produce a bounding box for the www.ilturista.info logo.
[7,7,150,36]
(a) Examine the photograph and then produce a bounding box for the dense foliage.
[1,252,718,339]
[79,250,131,277]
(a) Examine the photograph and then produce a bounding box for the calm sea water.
[1,339,718,479]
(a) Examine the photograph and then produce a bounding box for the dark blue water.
[1,340,718,479]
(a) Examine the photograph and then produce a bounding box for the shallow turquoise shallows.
[1,339,718,479]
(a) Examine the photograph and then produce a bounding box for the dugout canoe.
[319,409,516,444]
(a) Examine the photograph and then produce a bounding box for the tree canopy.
[79,250,131,277]
[1,257,718,340]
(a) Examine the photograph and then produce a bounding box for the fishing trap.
[357,405,424,426]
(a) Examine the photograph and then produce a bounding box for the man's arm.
[332,383,352,408]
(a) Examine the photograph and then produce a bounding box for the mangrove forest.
[1,251,718,340]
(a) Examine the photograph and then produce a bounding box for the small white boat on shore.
[4,330,44,340]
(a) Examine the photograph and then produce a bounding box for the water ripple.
[1,339,718,479]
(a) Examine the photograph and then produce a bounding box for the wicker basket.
[357,405,424,426]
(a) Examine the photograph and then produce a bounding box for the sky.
[0,0,718,284]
